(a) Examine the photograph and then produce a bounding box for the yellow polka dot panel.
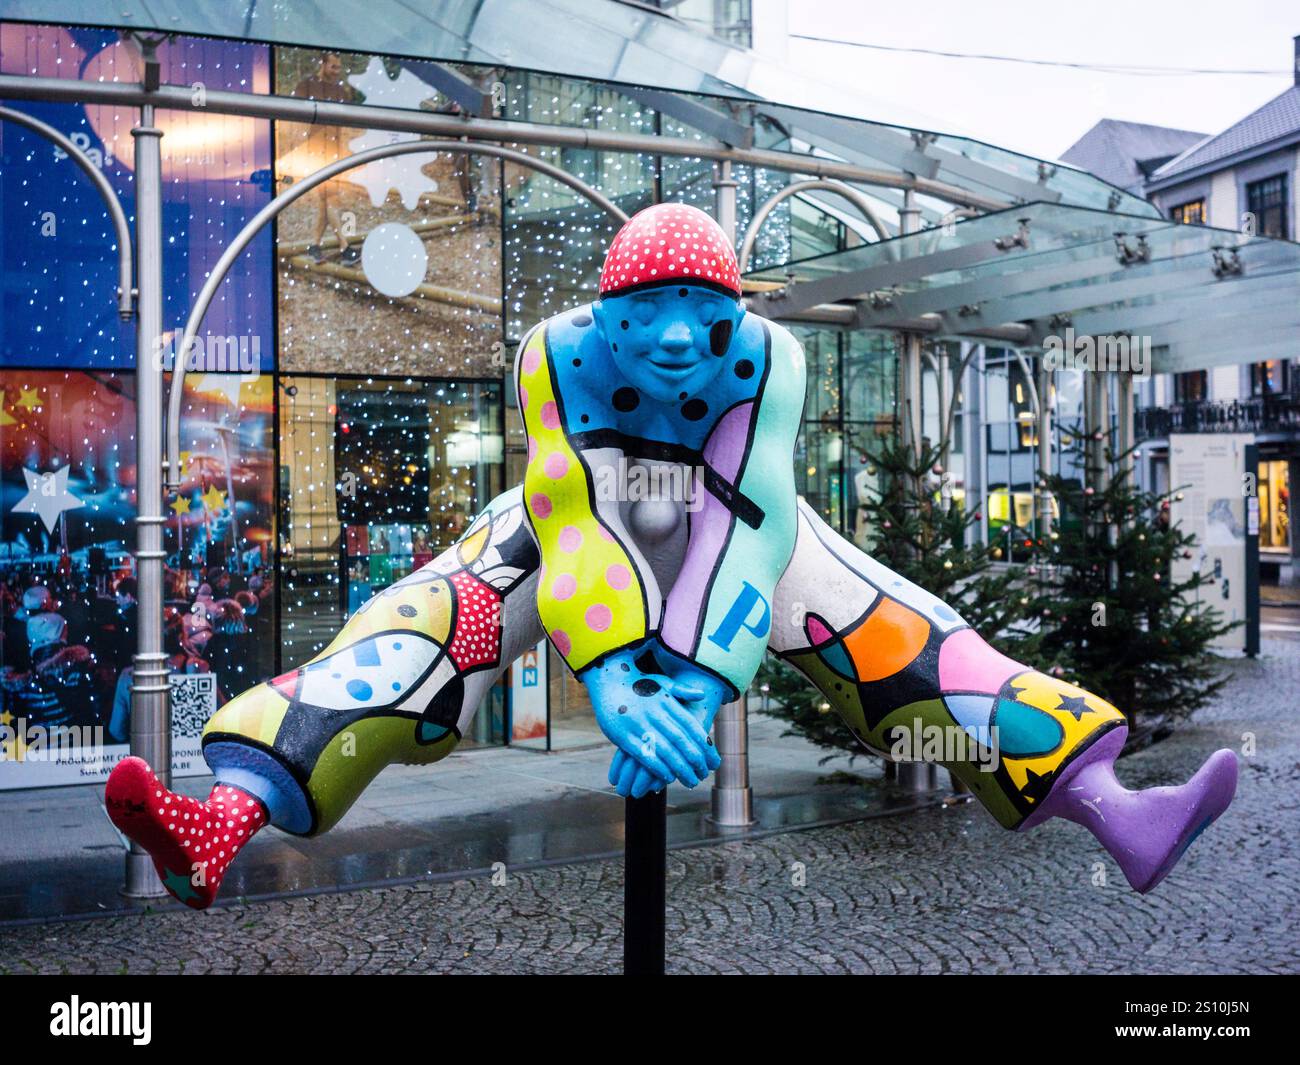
[518,326,646,670]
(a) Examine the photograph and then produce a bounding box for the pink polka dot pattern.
[606,563,632,590]
[598,203,741,298]
[551,629,572,657]
[517,324,648,671]
[521,346,541,375]
[544,452,569,479]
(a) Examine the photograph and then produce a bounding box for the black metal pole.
[624,788,667,975]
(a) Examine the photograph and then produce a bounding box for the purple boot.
[1021,727,1238,893]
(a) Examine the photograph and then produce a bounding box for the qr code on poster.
[170,674,217,738]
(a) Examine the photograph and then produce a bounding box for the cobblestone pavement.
[3,644,1297,975]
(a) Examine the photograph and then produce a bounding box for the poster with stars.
[0,24,274,372]
[273,48,503,378]
[0,371,276,790]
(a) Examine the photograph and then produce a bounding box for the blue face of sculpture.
[593,283,745,403]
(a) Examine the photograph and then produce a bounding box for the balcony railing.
[1136,391,1300,439]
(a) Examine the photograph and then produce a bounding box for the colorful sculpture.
[107,204,1237,910]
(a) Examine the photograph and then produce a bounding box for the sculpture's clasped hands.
[580,639,728,798]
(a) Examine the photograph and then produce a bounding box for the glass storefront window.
[0,370,277,786]
[0,26,274,374]
[501,72,656,341]
[981,349,1042,560]
[790,328,898,544]
[277,375,503,658]
[1259,459,1290,551]
[274,47,504,380]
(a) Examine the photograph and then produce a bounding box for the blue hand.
[582,640,728,795]
[608,750,666,799]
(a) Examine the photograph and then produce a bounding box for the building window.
[1246,175,1288,239]
[1174,370,1208,403]
[658,0,753,48]
[1169,199,1206,225]
[1250,360,1290,395]
[1258,459,1290,551]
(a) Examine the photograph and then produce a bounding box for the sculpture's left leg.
[105,489,541,907]
[769,499,1237,893]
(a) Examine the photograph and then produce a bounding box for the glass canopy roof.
[2,0,1271,371]
[0,0,1154,218]
[746,201,1300,375]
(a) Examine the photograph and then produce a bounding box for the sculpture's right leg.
[105,488,542,908]
[769,499,1237,894]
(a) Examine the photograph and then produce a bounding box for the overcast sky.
[757,0,1297,161]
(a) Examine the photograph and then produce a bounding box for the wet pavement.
[0,641,1295,974]
[0,705,909,924]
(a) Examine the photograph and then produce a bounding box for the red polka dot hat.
[599,202,742,300]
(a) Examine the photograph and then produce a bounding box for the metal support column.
[1115,371,1135,484]
[708,161,756,826]
[898,188,926,462]
[1083,368,1103,493]
[124,96,170,898]
[902,340,924,458]
[1083,368,1119,591]
[1108,371,1130,588]
[1097,369,1113,494]
[896,186,938,793]
[709,695,757,826]
[1037,358,1054,540]
[713,159,738,250]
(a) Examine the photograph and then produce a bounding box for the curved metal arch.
[0,105,134,318]
[737,179,892,274]
[165,139,630,488]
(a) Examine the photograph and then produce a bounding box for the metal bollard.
[896,762,941,793]
[709,695,756,826]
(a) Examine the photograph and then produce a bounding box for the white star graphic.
[193,371,258,406]
[13,466,83,533]
[346,58,441,211]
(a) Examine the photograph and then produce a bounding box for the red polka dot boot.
[105,756,267,909]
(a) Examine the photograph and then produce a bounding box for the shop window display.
[0,371,275,788]
[0,25,277,788]
[274,47,503,379]
[0,25,274,373]
[277,375,503,662]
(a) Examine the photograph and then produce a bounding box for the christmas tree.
[758,427,1232,763]
[758,437,1044,764]
[1028,430,1234,725]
